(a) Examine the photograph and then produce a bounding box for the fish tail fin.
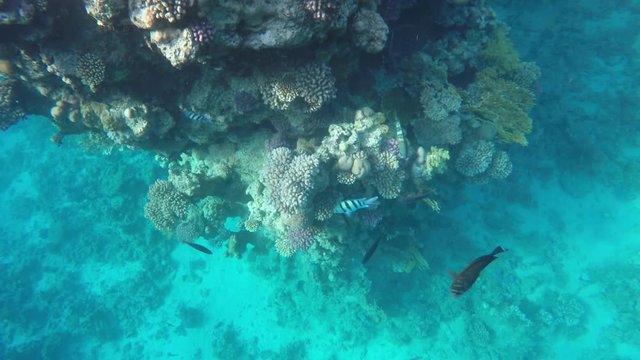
[364,196,379,208]
[491,246,507,256]
[448,271,459,280]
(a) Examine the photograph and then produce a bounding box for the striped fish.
[334,196,379,215]
[182,109,213,123]
[395,120,407,159]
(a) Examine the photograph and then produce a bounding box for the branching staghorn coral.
[76,53,105,92]
[260,62,336,112]
[455,140,495,178]
[286,223,320,252]
[261,147,322,217]
[0,79,26,130]
[454,140,512,183]
[144,179,190,231]
[370,146,405,199]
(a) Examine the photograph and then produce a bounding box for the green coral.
[480,28,541,89]
[465,27,539,146]
[464,69,535,146]
[480,27,522,78]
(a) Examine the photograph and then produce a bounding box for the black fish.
[449,246,507,297]
[398,193,430,204]
[184,241,213,255]
[362,236,382,264]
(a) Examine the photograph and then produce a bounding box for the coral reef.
[0,0,536,266]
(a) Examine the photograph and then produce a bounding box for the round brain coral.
[455,140,495,177]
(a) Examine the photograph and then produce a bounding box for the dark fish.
[362,236,382,264]
[398,193,431,204]
[184,241,213,255]
[449,246,507,297]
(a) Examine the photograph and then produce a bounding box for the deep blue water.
[1,1,639,359]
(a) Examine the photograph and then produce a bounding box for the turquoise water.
[1,1,639,359]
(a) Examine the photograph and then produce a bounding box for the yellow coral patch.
[480,27,522,77]
[464,70,535,146]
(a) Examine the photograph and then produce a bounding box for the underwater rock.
[350,9,389,54]
[149,27,197,67]
[85,0,128,29]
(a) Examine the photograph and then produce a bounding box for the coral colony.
[0,0,538,268]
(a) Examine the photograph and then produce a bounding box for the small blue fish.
[334,196,379,215]
[182,109,213,123]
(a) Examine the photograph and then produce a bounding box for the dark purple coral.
[189,21,214,45]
